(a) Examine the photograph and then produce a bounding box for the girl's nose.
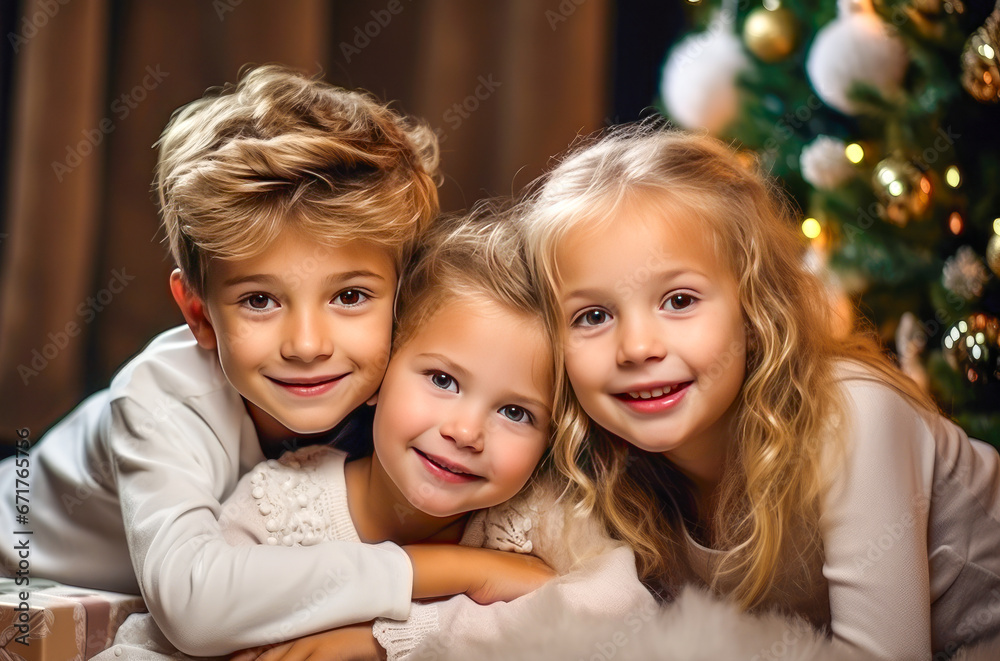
[616,314,667,366]
[439,409,485,452]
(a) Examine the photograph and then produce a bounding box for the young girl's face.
[554,197,746,476]
[373,296,553,518]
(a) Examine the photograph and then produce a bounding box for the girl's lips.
[268,374,346,397]
[415,449,480,484]
[613,381,692,413]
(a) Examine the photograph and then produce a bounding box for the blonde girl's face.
[372,297,553,518]
[554,197,746,479]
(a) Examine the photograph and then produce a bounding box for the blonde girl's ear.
[367,391,379,406]
[169,268,218,350]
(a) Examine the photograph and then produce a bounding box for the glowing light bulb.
[888,181,904,197]
[802,218,822,239]
[993,218,1000,235]
[845,143,864,164]
[945,166,961,188]
[980,43,996,60]
[949,212,963,235]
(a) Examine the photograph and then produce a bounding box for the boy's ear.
[169,269,218,350]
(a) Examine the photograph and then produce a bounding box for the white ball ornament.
[806,0,908,115]
[800,136,856,189]
[661,16,749,133]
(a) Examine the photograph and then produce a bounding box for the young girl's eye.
[573,308,611,328]
[335,289,368,307]
[499,405,532,424]
[429,371,458,393]
[663,293,696,311]
[242,294,276,311]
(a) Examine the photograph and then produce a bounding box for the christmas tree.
[660,0,1000,443]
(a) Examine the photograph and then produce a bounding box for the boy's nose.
[440,411,485,452]
[616,314,667,366]
[282,310,334,362]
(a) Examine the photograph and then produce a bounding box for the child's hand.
[229,624,384,661]
[464,550,556,605]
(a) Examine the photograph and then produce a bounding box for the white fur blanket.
[412,586,1000,661]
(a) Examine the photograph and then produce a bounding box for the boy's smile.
[178,230,397,446]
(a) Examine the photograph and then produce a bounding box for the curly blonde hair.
[156,64,440,295]
[522,125,937,609]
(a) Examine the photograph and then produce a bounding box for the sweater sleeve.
[372,481,657,660]
[820,378,935,659]
[110,398,412,657]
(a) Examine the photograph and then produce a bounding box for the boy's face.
[372,297,552,518]
[194,230,397,443]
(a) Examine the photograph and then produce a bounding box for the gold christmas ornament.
[961,2,1000,102]
[942,314,1000,384]
[987,233,1000,277]
[743,7,799,63]
[871,155,932,226]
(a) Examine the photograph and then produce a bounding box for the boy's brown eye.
[247,294,270,309]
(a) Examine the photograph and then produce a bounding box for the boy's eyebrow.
[333,270,389,283]
[221,274,282,288]
[220,270,388,288]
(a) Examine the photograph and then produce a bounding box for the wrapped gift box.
[0,579,145,661]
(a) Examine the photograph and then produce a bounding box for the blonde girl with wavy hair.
[522,125,1000,659]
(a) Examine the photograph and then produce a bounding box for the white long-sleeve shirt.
[0,326,412,656]
[684,365,1000,660]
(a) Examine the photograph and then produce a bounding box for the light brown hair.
[156,64,440,295]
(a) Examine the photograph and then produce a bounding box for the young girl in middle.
[520,126,1000,660]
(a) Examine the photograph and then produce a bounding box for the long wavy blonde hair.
[522,125,937,609]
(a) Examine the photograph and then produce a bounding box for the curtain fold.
[0,0,610,441]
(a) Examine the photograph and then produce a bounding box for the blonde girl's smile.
[614,380,693,411]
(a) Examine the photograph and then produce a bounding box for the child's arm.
[230,623,385,661]
[111,399,413,657]
[404,544,555,603]
[820,378,934,658]
[371,482,658,659]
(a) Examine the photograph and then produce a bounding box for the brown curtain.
[0,0,610,443]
